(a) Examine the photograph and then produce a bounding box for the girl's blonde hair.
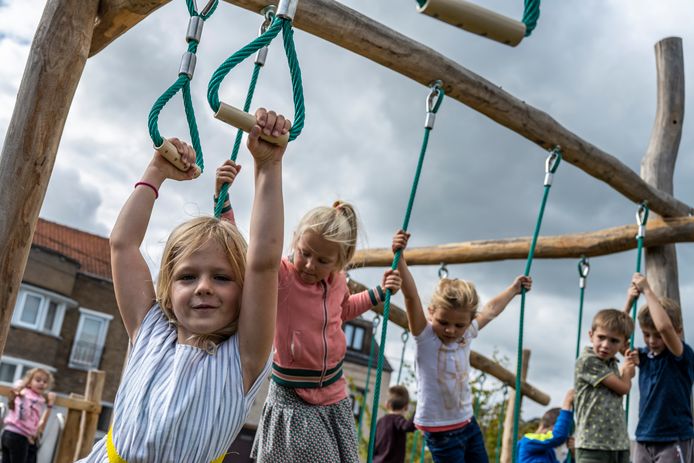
[430,278,479,317]
[18,368,54,395]
[291,201,358,270]
[156,216,247,351]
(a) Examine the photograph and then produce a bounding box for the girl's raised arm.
[110,140,197,341]
[238,109,287,393]
[393,231,427,336]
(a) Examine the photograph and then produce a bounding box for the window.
[0,356,56,385]
[96,403,114,434]
[344,324,366,352]
[12,284,72,336]
[69,308,113,370]
[349,387,365,422]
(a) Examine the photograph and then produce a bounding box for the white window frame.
[344,324,366,352]
[0,355,56,386]
[11,283,73,336]
[69,308,113,370]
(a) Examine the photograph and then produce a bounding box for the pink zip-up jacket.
[275,258,382,405]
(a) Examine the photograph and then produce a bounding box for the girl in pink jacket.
[2,368,56,463]
[215,162,401,462]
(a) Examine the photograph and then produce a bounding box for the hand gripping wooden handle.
[214,102,290,146]
[155,139,201,178]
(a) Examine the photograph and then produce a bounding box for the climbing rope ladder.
[511,147,562,463]
[365,81,445,463]
[415,0,541,46]
[148,0,220,176]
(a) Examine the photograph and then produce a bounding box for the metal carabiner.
[438,263,449,280]
[199,0,218,17]
[635,201,649,239]
[578,256,590,289]
[424,80,444,129]
[372,315,382,334]
[255,6,276,65]
[543,146,562,186]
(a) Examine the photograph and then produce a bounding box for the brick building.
[2,218,128,436]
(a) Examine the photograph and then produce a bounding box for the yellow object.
[106,427,226,463]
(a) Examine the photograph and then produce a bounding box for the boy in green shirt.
[574,308,638,463]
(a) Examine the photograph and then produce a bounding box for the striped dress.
[79,305,271,463]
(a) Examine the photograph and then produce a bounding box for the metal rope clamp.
[543,146,562,186]
[578,256,590,289]
[277,0,298,21]
[424,81,443,129]
[255,6,276,66]
[438,262,449,279]
[180,0,217,79]
[372,315,381,335]
[401,330,410,344]
[635,202,649,239]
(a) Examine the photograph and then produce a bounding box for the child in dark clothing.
[626,273,694,463]
[374,385,416,463]
[517,388,575,463]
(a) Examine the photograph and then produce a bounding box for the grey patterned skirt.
[250,382,360,463]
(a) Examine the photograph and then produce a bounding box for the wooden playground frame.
[0,0,688,461]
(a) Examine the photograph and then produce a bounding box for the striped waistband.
[271,361,343,389]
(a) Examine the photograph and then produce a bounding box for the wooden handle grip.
[155,139,201,178]
[214,102,290,147]
[418,0,526,47]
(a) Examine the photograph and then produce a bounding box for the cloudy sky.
[2,0,694,429]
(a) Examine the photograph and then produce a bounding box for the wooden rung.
[214,102,290,146]
[155,139,201,178]
[417,0,526,47]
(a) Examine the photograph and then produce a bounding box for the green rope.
[207,17,305,141]
[148,1,218,173]
[511,148,561,463]
[357,316,380,441]
[420,440,427,462]
[397,331,410,384]
[366,83,445,463]
[625,202,649,420]
[575,257,590,359]
[495,386,509,463]
[409,431,420,463]
[214,62,262,218]
[522,0,541,36]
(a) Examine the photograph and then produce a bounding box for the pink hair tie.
[135,181,159,199]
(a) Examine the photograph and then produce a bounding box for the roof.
[33,219,112,281]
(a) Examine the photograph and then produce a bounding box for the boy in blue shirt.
[517,388,575,463]
[626,273,694,463]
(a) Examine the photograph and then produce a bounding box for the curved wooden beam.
[90,0,171,56]
[347,279,550,405]
[350,217,694,268]
[89,0,691,217]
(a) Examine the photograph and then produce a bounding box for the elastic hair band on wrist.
[135,181,158,199]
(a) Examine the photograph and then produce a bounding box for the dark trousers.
[1,430,38,463]
[423,418,489,463]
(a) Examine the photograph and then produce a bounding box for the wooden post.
[55,393,85,463]
[75,370,106,459]
[641,37,685,304]
[501,349,530,463]
[0,0,99,356]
